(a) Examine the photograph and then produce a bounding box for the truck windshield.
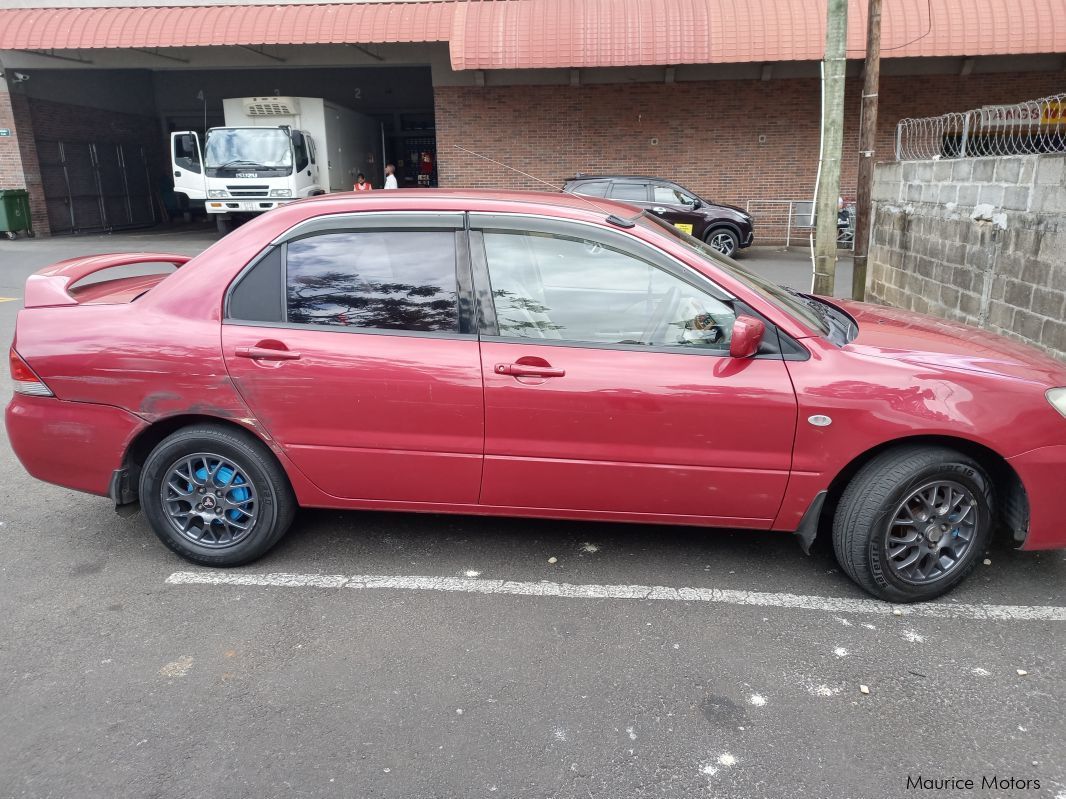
[204,128,293,169]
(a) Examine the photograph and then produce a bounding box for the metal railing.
[745,199,855,249]
[745,200,813,247]
[896,93,1066,161]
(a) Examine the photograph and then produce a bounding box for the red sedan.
[7,191,1066,601]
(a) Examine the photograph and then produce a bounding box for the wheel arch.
[120,414,283,501]
[816,434,1029,548]
[704,221,742,242]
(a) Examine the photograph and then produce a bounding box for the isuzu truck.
[171,96,381,233]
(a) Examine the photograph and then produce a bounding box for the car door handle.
[235,346,301,361]
[495,363,565,378]
[652,206,668,214]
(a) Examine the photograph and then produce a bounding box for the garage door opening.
[19,64,436,235]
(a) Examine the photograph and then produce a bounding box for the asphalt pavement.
[0,226,1062,799]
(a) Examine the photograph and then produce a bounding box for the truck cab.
[171,124,322,234]
[171,95,381,235]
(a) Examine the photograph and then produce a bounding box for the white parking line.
[165,571,1066,621]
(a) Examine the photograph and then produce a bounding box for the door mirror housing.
[729,315,765,358]
[690,198,702,210]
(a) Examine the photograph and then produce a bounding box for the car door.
[649,183,706,238]
[471,214,798,527]
[222,212,484,503]
[170,131,207,200]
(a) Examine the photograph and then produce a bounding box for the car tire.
[139,424,296,567]
[705,227,739,257]
[215,215,233,236]
[832,446,993,603]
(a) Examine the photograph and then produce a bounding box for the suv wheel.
[832,446,993,602]
[706,227,739,256]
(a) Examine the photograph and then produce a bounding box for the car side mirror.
[691,198,702,210]
[730,315,765,359]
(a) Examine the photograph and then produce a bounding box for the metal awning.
[0,0,1062,69]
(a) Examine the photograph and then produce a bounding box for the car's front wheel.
[705,227,739,257]
[832,446,993,602]
[139,424,296,566]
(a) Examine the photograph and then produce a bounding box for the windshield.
[204,128,293,169]
[638,213,832,337]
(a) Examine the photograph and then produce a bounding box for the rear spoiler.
[24,252,191,308]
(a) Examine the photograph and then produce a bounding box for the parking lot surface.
[0,228,1062,799]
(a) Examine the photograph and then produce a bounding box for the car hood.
[706,201,748,216]
[835,299,1066,386]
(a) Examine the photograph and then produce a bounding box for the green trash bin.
[0,189,33,239]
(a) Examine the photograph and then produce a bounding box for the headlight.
[269,189,293,198]
[1048,388,1066,418]
[207,190,228,199]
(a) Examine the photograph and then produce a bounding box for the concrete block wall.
[868,154,1066,362]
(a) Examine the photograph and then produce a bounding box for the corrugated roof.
[0,3,453,49]
[0,0,1062,67]
[449,0,1066,69]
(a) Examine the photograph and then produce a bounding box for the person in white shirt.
[383,163,398,190]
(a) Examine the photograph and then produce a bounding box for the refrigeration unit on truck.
[171,96,382,233]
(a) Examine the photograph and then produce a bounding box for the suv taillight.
[9,348,53,397]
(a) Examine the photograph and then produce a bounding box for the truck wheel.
[216,216,233,236]
[832,446,993,602]
[139,424,296,567]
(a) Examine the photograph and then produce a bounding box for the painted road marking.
[165,571,1066,621]
[0,297,19,303]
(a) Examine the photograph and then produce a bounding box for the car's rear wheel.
[139,425,296,566]
[705,227,739,257]
[832,446,993,602]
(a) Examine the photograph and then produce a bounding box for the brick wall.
[0,87,43,233]
[868,154,1066,361]
[435,72,1065,211]
[0,95,163,236]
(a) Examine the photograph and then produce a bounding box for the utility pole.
[812,0,848,296]
[851,0,882,301]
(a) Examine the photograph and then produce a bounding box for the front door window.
[483,231,736,351]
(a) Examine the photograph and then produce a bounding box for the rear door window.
[572,181,609,197]
[608,182,650,202]
[285,231,460,332]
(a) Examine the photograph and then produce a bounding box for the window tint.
[286,231,459,332]
[229,246,284,322]
[653,185,695,206]
[483,231,735,350]
[572,181,609,197]
[292,131,309,172]
[608,182,648,202]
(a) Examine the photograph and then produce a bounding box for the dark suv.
[563,175,754,256]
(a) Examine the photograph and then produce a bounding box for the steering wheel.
[638,286,681,346]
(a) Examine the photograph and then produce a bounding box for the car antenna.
[451,144,637,229]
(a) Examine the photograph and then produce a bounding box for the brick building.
[0,0,1063,236]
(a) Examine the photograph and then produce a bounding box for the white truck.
[171,96,382,234]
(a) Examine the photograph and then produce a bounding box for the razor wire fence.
[896,93,1066,161]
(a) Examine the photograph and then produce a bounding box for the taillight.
[9,348,54,397]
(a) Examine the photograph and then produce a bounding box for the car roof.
[566,175,678,183]
[281,188,643,217]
